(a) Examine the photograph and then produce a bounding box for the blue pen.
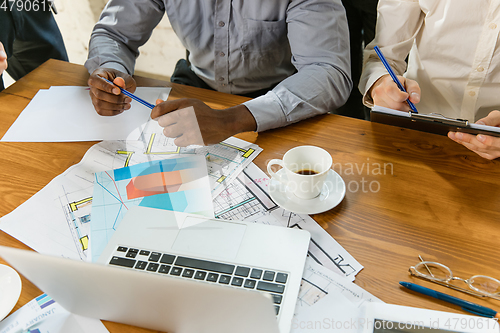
[99,76,155,109]
[373,46,419,114]
[400,282,500,319]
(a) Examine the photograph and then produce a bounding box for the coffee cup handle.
[267,159,288,185]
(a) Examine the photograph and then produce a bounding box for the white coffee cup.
[267,146,332,199]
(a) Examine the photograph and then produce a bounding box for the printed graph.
[195,139,261,198]
[214,168,277,220]
[90,155,213,262]
[36,294,55,310]
[56,181,95,261]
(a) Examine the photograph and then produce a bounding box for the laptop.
[0,206,310,333]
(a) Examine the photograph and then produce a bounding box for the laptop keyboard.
[108,246,288,316]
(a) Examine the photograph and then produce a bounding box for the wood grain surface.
[0,60,499,332]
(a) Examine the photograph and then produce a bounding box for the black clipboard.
[370,106,500,137]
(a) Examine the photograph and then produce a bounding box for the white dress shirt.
[85,0,351,132]
[359,0,500,122]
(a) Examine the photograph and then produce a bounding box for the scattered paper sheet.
[214,162,363,280]
[0,294,108,333]
[361,302,500,333]
[1,86,170,142]
[0,138,261,261]
[291,258,382,333]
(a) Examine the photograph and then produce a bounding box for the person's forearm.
[359,0,424,102]
[84,0,164,75]
[85,36,136,75]
[224,105,257,135]
[243,64,351,133]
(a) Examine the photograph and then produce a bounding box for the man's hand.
[151,98,257,146]
[0,42,7,76]
[87,68,136,116]
[448,111,500,160]
[370,74,421,111]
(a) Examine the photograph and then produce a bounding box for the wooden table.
[1,60,499,332]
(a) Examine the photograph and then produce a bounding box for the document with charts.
[0,294,108,333]
[138,116,262,198]
[0,137,261,261]
[213,163,364,280]
[90,155,213,262]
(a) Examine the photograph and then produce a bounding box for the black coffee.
[295,169,318,175]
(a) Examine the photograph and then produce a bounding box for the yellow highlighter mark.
[80,235,89,251]
[69,197,92,212]
[145,133,181,155]
[116,150,135,167]
[220,142,255,158]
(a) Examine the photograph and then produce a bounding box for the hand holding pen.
[370,46,420,113]
[87,68,137,116]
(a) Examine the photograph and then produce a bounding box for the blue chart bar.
[36,293,55,309]
[113,156,199,181]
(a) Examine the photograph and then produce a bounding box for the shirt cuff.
[360,69,388,109]
[101,62,130,75]
[84,58,130,76]
[243,92,287,132]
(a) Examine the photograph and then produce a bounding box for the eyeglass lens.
[414,262,451,280]
[469,276,500,295]
[415,262,500,296]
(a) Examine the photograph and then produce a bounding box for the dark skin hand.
[151,98,257,146]
[87,68,137,116]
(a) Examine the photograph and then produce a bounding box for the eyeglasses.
[409,258,500,301]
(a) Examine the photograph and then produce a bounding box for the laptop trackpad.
[172,218,247,260]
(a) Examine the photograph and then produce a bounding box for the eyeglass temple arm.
[419,255,435,278]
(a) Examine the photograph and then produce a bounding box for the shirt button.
[489,23,497,29]
[218,77,225,81]
[219,52,225,57]
[469,91,476,97]
[218,21,225,27]
[477,66,484,72]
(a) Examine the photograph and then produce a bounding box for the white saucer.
[269,169,346,214]
[0,264,22,321]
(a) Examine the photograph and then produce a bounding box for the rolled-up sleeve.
[84,0,165,75]
[359,0,424,107]
[244,0,352,132]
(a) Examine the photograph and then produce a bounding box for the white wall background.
[4,0,186,87]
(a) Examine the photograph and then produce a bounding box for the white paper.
[0,294,108,333]
[291,258,382,333]
[1,86,170,142]
[361,302,500,333]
